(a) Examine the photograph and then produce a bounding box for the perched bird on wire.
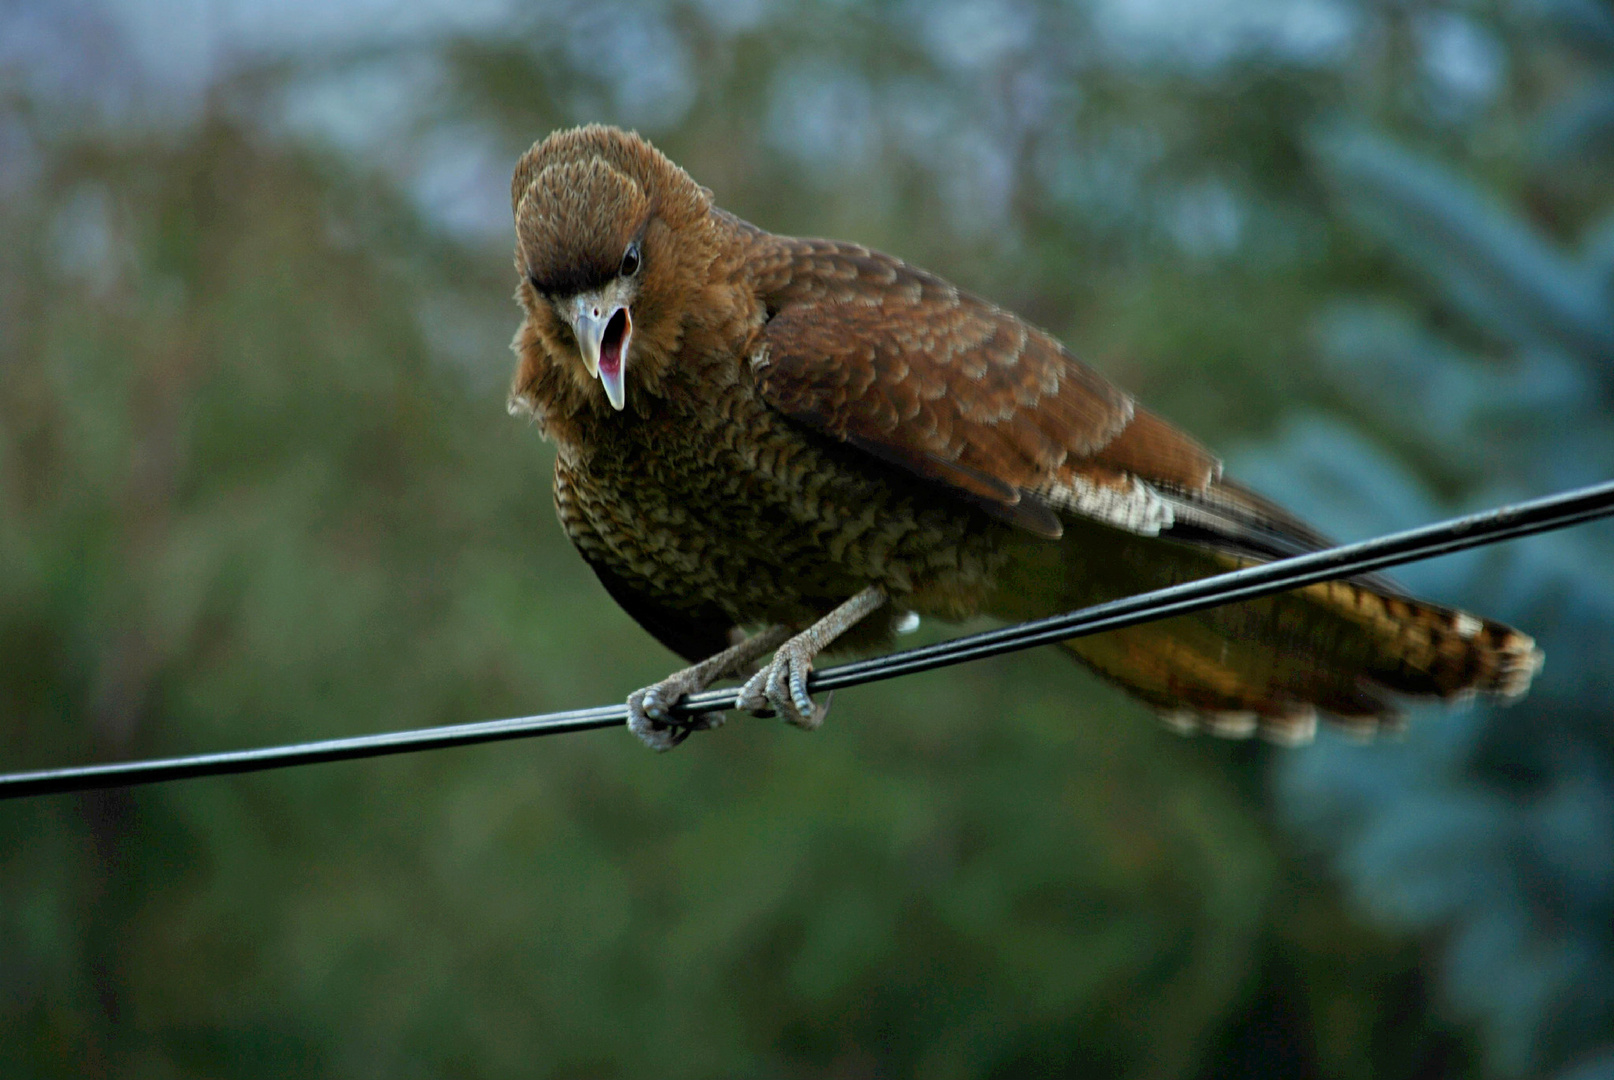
[507,124,1542,752]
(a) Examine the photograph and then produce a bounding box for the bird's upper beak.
[567,292,632,411]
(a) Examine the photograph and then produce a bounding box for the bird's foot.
[624,625,793,752]
[626,672,727,752]
[736,585,887,733]
[736,636,835,730]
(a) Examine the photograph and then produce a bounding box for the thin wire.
[3,478,1612,801]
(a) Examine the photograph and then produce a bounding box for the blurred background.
[2,0,1612,1076]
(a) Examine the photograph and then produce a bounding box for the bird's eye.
[620,242,641,278]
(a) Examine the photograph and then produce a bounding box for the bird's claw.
[737,642,834,730]
[626,679,723,752]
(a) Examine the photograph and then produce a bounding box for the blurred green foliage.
[1263,3,1614,1073]
[0,1,1609,1077]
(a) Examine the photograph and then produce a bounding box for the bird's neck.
[511,310,760,459]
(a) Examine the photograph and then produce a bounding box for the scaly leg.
[738,585,888,731]
[627,625,791,751]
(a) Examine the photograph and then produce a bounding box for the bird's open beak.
[568,294,632,411]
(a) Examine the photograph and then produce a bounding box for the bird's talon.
[627,680,717,751]
[737,667,771,717]
[767,664,788,710]
[789,664,814,721]
[739,645,833,731]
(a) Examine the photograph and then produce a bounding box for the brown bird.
[507,124,1542,752]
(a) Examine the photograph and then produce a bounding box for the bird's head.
[510,125,714,415]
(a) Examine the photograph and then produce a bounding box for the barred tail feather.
[990,514,1544,747]
[1058,577,1542,746]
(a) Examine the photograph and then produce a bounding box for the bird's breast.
[552,380,1014,631]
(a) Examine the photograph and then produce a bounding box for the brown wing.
[749,236,1222,540]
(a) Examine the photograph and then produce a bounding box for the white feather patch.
[1038,474,1175,536]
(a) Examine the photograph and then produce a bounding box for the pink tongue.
[598,309,628,410]
[600,309,627,376]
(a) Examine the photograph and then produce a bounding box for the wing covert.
[751,237,1222,539]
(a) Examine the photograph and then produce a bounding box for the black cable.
[3,478,1612,801]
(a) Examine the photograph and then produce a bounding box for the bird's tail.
[990,514,1543,745]
[1058,575,1541,744]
